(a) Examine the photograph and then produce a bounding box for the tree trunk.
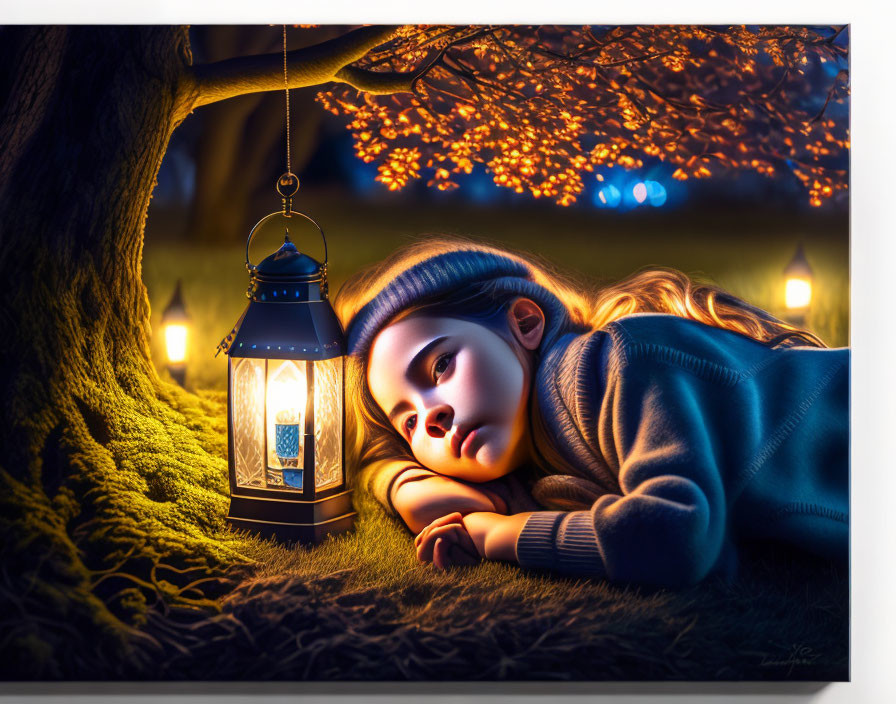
[0,26,241,678]
[0,23,403,678]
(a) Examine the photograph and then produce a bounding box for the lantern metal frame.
[219,188,355,544]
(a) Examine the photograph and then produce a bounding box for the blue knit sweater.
[516,312,849,587]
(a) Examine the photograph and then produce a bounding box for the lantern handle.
[245,209,329,273]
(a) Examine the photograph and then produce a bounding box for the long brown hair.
[334,234,825,495]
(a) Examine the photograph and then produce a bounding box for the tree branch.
[333,65,418,94]
[807,69,848,124]
[177,25,403,117]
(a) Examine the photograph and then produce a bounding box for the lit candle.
[266,361,307,489]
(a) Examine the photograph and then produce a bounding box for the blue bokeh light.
[594,184,622,208]
[645,180,667,207]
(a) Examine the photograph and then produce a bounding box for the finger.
[414,512,464,547]
[416,523,464,563]
[414,512,465,550]
[422,518,479,562]
[433,537,448,571]
[444,524,480,564]
[450,543,481,566]
[416,535,432,564]
[417,524,452,562]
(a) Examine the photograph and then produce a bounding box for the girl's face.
[367,313,533,483]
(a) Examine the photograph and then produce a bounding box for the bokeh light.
[645,180,667,207]
[595,184,622,208]
[632,182,647,204]
[164,324,188,364]
[785,278,812,309]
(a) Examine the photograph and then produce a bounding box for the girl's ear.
[507,297,545,350]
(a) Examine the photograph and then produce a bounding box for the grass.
[133,485,847,680]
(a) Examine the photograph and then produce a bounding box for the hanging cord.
[277,25,300,216]
[283,24,290,176]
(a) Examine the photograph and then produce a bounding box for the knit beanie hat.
[345,248,578,359]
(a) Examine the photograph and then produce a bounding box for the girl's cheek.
[482,350,523,402]
[410,441,430,468]
[444,357,474,408]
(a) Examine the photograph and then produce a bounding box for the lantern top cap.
[784,243,813,279]
[255,234,322,280]
[161,279,190,323]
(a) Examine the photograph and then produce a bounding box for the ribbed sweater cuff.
[516,511,606,576]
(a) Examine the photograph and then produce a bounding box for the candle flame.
[268,369,307,425]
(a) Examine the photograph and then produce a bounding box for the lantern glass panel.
[231,357,266,488]
[314,356,344,490]
[265,359,308,490]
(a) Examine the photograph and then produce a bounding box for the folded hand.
[414,512,482,570]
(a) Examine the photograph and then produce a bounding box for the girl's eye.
[404,414,417,435]
[432,352,454,381]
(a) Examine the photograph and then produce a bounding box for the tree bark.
[1,25,182,472]
[178,25,403,114]
[0,23,406,677]
[0,26,236,677]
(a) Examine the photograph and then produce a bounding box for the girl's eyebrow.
[387,335,448,424]
[403,336,448,382]
[388,400,413,426]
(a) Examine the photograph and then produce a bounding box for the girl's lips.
[460,426,483,458]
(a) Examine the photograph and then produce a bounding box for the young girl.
[334,236,848,588]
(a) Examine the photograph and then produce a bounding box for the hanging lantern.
[216,173,354,543]
[161,279,190,387]
[784,243,814,311]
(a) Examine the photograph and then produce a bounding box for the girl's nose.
[425,404,453,438]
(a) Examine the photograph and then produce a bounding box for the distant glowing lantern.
[161,279,190,386]
[216,173,355,543]
[784,243,814,311]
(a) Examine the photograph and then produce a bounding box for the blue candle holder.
[275,422,303,489]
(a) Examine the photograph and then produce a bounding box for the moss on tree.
[0,26,257,677]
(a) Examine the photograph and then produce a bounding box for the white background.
[0,0,891,702]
